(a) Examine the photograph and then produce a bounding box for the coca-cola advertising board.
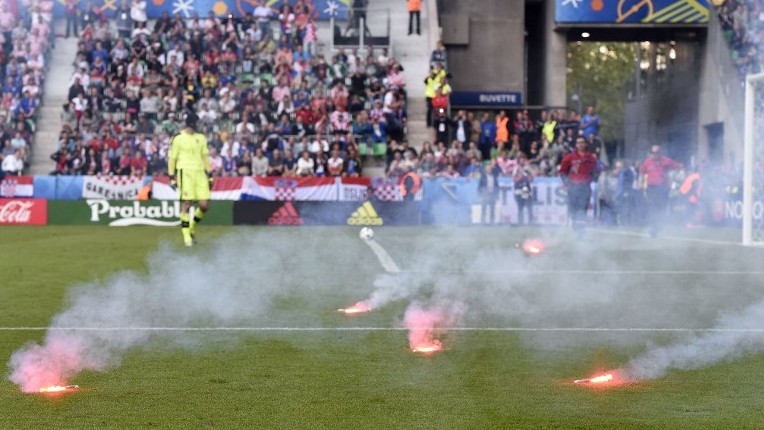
[0,199,47,225]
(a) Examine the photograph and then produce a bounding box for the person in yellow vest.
[168,112,214,247]
[408,0,421,35]
[424,63,445,128]
[542,111,557,144]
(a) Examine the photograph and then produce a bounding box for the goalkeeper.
[168,113,214,247]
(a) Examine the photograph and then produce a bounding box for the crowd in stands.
[0,0,56,177]
[717,0,764,78]
[387,40,609,185]
[52,0,409,178]
[387,106,607,180]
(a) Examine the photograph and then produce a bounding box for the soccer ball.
[359,227,374,240]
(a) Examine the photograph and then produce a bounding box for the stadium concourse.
[25,2,428,180]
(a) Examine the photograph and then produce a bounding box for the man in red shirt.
[559,136,599,235]
[639,145,681,236]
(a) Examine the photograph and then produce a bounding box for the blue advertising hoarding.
[52,0,348,20]
[556,0,709,24]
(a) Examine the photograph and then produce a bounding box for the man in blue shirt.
[479,112,496,160]
[16,91,37,119]
[580,106,601,138]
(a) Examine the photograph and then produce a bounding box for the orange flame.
[411,340,443,354]
[574,373,614,384]
[521,239,544,255]
[39,385,79,393]
[337,301,371,314]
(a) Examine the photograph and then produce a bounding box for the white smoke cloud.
[624,300,764,380]
[7,230,355,392]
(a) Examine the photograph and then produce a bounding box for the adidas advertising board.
[346,201,383,225]
[233,201,421,226]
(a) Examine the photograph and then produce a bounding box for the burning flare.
[38,385,79,394]
[411,340,443,354]
[403,303,462,355]
[574,373,614,384]
[337,301,371,314]
[516,239,544,256]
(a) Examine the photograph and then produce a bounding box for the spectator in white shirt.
[130,0,147,24]
[2,148,24,175]
[296,150,314,176]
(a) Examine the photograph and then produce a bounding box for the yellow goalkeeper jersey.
[168,130,210,174]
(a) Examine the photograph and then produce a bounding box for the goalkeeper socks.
[181,213,192,244]
[193,207,205,224]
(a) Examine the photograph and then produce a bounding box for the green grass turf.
[1,225,764,429]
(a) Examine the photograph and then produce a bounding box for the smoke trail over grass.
[7,230,356,392]
[623,300,764,380]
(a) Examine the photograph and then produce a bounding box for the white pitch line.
[2,327,764,333]
[589,228,748,247]
[363,238,400,273]
[401,269,764,275]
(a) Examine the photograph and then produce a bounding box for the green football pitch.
[2,225,764,429]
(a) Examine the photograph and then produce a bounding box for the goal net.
[743,72,764,245]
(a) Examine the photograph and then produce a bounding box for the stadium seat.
[372,143,387,157]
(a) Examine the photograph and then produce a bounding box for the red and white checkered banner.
[242,177,337,201]
[372,180,403,201]
[82,175,144,200]
[0,176,34,198]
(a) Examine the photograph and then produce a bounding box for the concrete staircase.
[29,21,79,175]
[361,0,435,176]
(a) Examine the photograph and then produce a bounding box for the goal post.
[743,72,764,245]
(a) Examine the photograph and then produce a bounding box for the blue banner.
[421,177,480,225]
[56,176,85,200]
[53,0,349,20]
[450,91,523,107]
[556,0,709,24]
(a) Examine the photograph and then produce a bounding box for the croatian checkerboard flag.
[241,177,338,201]
[0,176,34,198]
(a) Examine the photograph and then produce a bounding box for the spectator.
[580,106,601,139]
[559,136,599,236]
[2,147,23,175]
[64,0,78,38]
[408,0,421,36]
[431,40,446,66]
[252,147,268,177]
[130,149,147,176]
[267,148,285,176]
[639,145,681,236]
[327,148,344,177]
[513,154,535,225]
[296,150,314,176]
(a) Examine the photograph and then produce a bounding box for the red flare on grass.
[573,372,622,386]
[337,301,371,314]
[520,239,544,255]
[38,385,79,394]
[411,339,443,355]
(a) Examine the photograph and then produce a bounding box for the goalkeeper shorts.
[177,169,211,201]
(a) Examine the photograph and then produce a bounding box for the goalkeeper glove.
[207,172,214,188]
[169,176,177,190]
